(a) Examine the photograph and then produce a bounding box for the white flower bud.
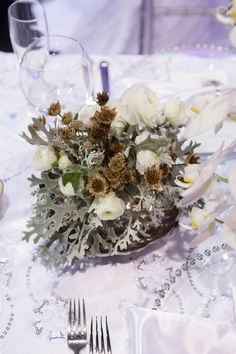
[136,150,159,175]
[58,152,72,170]
[163,97,186,127]
[58,177,76,197]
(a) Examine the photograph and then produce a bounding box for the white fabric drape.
[127,306,236,354]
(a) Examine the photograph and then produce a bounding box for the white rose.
[79,103,98,127]
[136,150,159,174]
[58,152,72,170]
[58,177,76,197]
[33,146,57,171]
[120,84,164,128]
[163,97,186,127]
[135,130,159,145]
[89,192,125,220]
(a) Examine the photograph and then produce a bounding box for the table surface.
[0,51,236,354]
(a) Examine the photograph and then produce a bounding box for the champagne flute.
[19,35,93,112]
[8,0,48,62]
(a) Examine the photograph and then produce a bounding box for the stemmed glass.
[8,0,48,62]
[19,35,93,112]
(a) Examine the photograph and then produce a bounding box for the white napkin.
[126,306,236,354]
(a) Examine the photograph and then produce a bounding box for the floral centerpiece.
[22,85,236,266]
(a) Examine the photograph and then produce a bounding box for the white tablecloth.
[0,52,236,354]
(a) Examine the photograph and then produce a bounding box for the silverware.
[99,61,110,94]
[67,298,87,353]
[89,316,112,354]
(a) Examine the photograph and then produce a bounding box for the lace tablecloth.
[0,52,236,354]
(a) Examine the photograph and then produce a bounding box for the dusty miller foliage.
[21,104,198,267]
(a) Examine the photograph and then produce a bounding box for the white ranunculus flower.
[89,192,125,220]
[33,146,57,171]
[58,152,72,170]
[136,150,159,174]
[120,84,164,128]
[58,177,76,197]
[135,130,159,145]
[163,97,186,127]
[79,103,98,127]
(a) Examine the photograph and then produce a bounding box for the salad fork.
[89,316,112,354]
[67,298,87,353]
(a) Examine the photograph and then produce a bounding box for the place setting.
[1,1,236,353]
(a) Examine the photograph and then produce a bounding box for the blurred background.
[1,0,231,54]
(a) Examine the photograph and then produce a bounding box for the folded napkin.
[126,306,236,354]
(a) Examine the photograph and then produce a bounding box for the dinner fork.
[67,298,87,353]
[89,316,112,354]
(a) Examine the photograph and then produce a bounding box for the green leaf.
[62,171,87,193]
[135,136,170,153]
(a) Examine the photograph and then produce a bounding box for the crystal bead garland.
[153,243,229,309]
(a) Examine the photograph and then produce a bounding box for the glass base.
[204,252,235,276]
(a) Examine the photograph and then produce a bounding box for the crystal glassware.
[8,0,48,62]
[19,35,93,112]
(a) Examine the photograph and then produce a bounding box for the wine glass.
[8,0,48,62]
[19,35,93,112]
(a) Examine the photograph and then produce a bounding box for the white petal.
[222,138,236,159]
[228,162,236,200]
[183,91,236,139]
[214,120,224,134]
[230,26,236,48]
[190,221,216,247]
[222,206,236,249]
